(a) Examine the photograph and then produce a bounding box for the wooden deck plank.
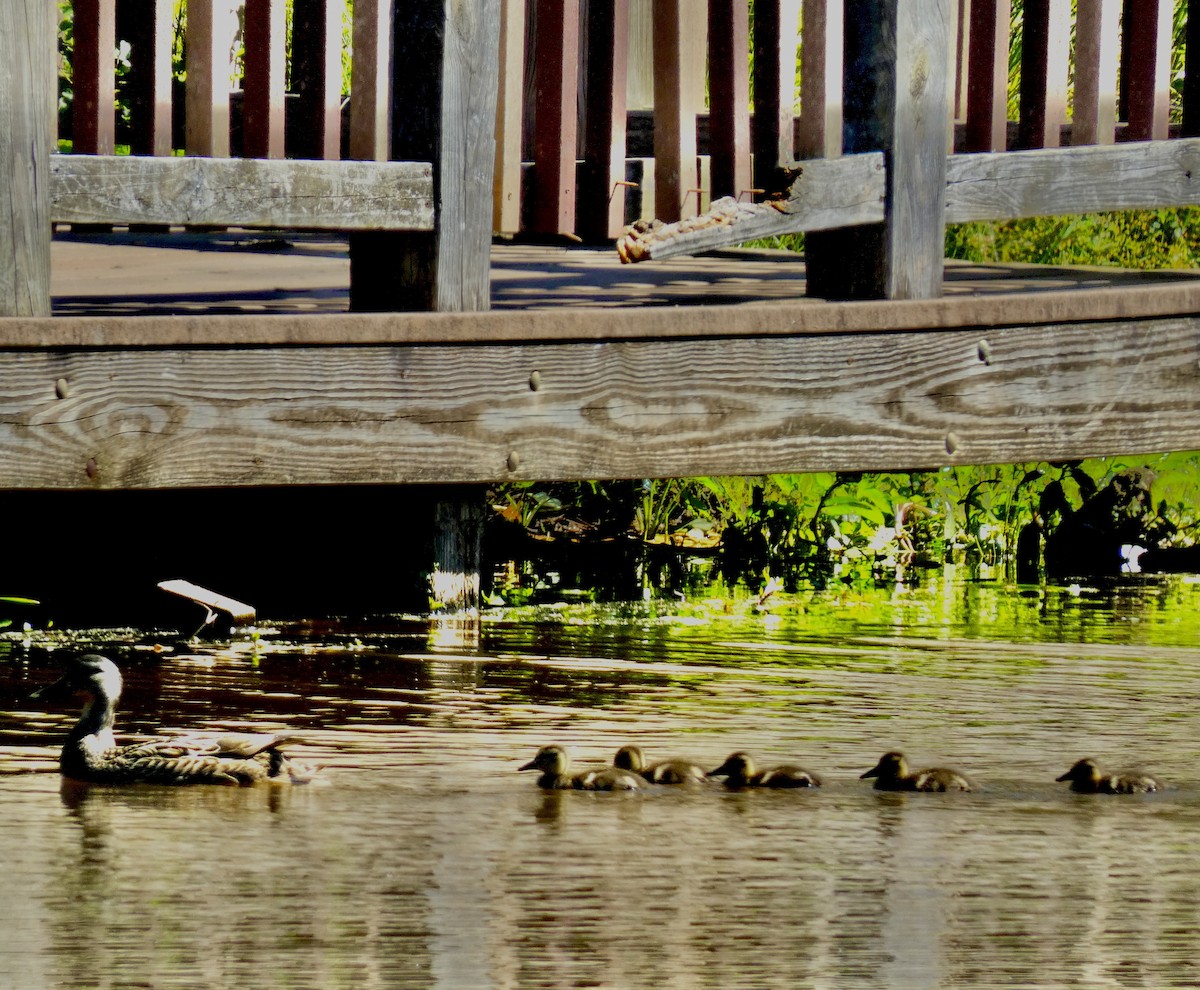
[0,308,1196,489]
[22,236,1200,345]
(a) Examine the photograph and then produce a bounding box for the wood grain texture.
[806,1,951,301]
[945,139,1200,222]
[0,0,53,317]
[353,0,500,312]
[888,0,953,299]
[964,0,1010,152]
[0,311,1196,489]
[50,155,434,230]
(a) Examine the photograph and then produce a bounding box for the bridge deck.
[48,229,1200,320]
[2,232,1198,491]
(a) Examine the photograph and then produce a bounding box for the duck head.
[613,745,646,772]
[1056,758,1101,787]
[861,751,908,781]
[32,654,123,707]
[708,751,755,783]
[519,745,570,776]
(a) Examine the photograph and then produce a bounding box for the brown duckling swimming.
[860,751,971,792]
[520,745,644,791]
[707,751,822,789]
[1056,758,1160,794]
[31,653,318,785]
[613,745,707,785]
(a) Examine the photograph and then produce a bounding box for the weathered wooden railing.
[25,1,1200,306]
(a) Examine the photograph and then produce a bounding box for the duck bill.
[29,674,73,703]
[518,759,538,772]
[860,767,880,779]
[1054,771,1071,782]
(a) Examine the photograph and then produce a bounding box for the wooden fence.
[27,1,1198,308]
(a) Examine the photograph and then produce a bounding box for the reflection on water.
[1,577,1200,988]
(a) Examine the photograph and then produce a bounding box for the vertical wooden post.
[579,0,630,241]
[492,0,526,232]
[0,0,52,317]
[952,0,971,122]
[119,0,173,157]
[964,0,1010,152]
[805,0,953,301]
[431,498,488,612]
[243,0,287,158]
[708,0,752,197]
[1073,0,1120,145]
[349,0,393,162]
[1016,0,1070,149]
[1184,0,1200,137]
[185,0,233,156]
[528,0,580,236]
[292,0,345,159]
[797,0,843,160]
[348,0,501,313]
[751,0,800,193]
[72,0,116,155]
[652,0,705,221]
[1124,0,1173,142]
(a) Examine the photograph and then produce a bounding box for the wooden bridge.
[2,1,1200,613]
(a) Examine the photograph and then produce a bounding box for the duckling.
[860,751,971,792]
[1056,758,1160,794]
[706,751,821,789]
[613,745,707,785]
[31,654,318,785]
[519,745,643,791]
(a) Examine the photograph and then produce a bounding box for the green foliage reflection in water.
[489,453,1200,600]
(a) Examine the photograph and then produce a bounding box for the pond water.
[1,576,1199,989]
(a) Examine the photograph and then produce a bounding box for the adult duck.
[519,745,644,791]
[1056,757,1160,794]
[707,751,822,789]
[32,653,317,785]
[860,751,971,792]
[613,745,707,785]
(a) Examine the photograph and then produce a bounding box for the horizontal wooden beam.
[5,279,1200,348]
[945,139,1200,222]
[622,138,1200,260]
[618,153,886,261]
[50,156,435,231]
[0,305,1197,488]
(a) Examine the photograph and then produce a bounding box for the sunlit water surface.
[1,578,1199,989]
